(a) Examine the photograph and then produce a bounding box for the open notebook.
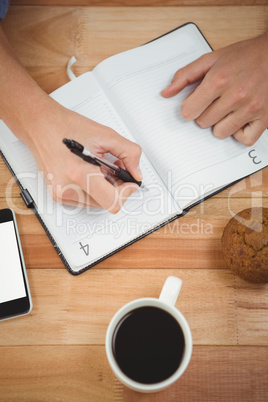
[1,23,268,274]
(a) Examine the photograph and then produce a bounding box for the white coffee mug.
[105,276,192,393]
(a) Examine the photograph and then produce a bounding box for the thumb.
[105,132,143,182]
[161,52,215,98]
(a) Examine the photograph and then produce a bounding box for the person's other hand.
[161,32,268,146]
[25,98,142,213]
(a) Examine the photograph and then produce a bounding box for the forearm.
[0,26,142,211]
[0,26,48,146]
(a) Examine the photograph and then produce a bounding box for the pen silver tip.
[140,183,149,192]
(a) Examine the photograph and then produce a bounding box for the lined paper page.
[0,72,178,271]
[93,23,268,208]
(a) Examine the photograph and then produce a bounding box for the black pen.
[63,138,148,190]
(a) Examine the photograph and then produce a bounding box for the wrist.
[0,72,50,148]
[13,89,49,144]
[257,30,268,49]
[10,89,64,153]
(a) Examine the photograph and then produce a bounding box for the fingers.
[101,131,143,182]
[49,163,139,212]
[49,172,102,208]
[180,74,220,121]
[70,110,143,183]
[161,53,215,98]
[85,175,139,214]
[161,34,268,148]
[53,164,139,213]
[196,91,245,133]
[212,111,244,140]
[77,167,139,214]
[161,53,221,121]
[60,192,101,209]
[210,96,265,145]
[58,120,142,212]
[195,96,230,129]
[232,120,266,147]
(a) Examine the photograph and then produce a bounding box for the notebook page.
[0,72,178,271]
[93,23,268,210]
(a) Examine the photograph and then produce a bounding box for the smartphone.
[0,208,32,321]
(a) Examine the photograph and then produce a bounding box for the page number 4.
[79,242,89,256]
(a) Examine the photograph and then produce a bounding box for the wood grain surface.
[10,0,268,7]
[0,4,268,402]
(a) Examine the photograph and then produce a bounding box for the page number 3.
[248,149,261,165]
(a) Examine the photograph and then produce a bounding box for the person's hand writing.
[0,26,142,214]
[22,98,142,213]
[161,31,268,146]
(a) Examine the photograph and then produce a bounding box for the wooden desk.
[0,5,268,401]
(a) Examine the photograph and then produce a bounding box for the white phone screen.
[0,221,26,303]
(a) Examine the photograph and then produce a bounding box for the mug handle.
[159,276,182,307]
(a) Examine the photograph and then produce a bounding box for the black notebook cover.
[1,22,267,275]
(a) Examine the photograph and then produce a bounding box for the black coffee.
[112,306,185,384]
